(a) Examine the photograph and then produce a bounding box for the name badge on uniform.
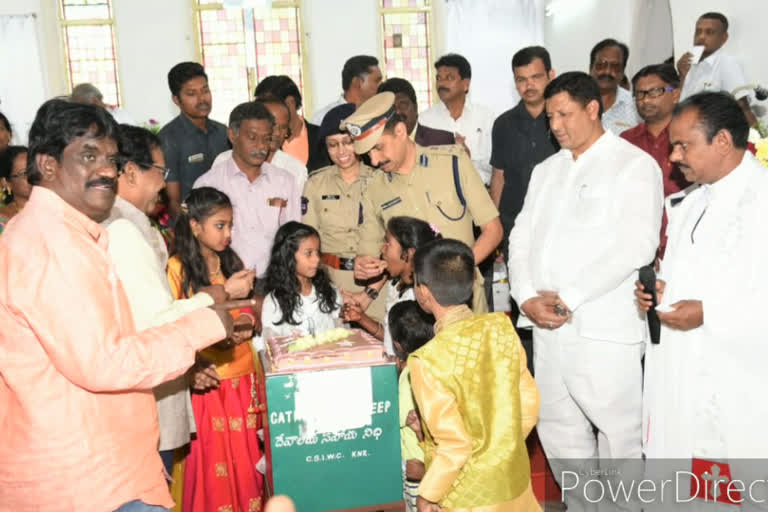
[187,153,204,163]
[381,197,402,210]
[419,154,429,167]
[358,203,363,225]
[301,196,308,215]
[268,197,287,208]
[322,194,341,200]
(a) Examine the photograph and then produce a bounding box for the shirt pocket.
[569,183,611,228]
[321,197,355,233]
[426,186,465,222]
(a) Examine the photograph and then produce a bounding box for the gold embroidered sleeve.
[410,357,472,503]
[518,339,539,438]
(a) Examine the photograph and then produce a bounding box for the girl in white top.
[262,221,342,338]
[342,216,440,354]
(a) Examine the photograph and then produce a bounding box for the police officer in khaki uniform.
[302,103,387,320]
[343,92,503,313]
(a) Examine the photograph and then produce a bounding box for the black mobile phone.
[639,263,660,344]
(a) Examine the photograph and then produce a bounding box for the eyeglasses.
[633,86,676,100]
[8,170,27,180]
[140,163,171,180]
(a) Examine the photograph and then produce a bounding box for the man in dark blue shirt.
[490,47,558,371]
[158,62,229,218]
[490,46,558,253]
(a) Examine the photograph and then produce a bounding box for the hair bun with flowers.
[428,223,442,238]
[180,202,189,215]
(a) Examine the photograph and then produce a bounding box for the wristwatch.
[365,287,379,300]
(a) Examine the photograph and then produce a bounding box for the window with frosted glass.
[61,0,121,106]
[196,2,305,123]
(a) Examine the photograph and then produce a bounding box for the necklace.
[208,255,221,277]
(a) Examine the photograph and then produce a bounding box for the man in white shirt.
[102,124,250,476]
[508,71,663,511]
[636,92,768,508]
[312,55,382,125]
[418,53,494,185]
[589,39,640,135]
[677,12,757,127]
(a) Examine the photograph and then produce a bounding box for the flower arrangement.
[143,118,162,135]
[748,121,768,168]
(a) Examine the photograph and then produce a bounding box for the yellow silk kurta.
[409,307,540,511]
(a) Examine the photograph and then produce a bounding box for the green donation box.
[262,361,403,512]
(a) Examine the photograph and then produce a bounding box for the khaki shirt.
[302,163,377,258]
[358,144,498,256]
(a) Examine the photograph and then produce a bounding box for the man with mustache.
[211,96,309,190]
[194,101,300,281]
[589,39,640,135]
[621,64,690,256]
[0,99,236,512]
[636,92,768,507]
[159,62,229,219]
[507,72,662,511]
[348,92,502,314]
[418,53,494,185]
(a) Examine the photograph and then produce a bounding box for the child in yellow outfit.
[409,239,541,512]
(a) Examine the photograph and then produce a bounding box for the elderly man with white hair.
[71,82,138,125]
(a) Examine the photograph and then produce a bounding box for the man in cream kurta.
[104,196,214,463]
[508,72,662,511]
[640,92,768,510]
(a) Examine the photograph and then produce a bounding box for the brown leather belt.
[320,253,355,271]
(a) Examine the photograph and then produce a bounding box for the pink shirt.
[194,154,301,275]
[0,187,226,512]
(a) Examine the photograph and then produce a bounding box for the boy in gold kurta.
[409,239,540,512]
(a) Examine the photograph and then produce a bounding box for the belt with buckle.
[320,253,355,271]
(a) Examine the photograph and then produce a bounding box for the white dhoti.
[534,322,644,512]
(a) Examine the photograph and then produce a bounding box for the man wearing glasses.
[103,124,238,478]
[589,38,641,135]
[622,64,691,256]
[194,101,300,277]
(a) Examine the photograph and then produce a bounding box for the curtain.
[439,0,544,117]
[628,0,674,77]
[0,14,47,145]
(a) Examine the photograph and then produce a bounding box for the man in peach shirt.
[0,100,235,512]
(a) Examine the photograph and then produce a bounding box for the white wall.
[112,0,196,125]
[302,0,379,117]
[0,0,66,99]
[541,0,638,78]
[9,1,768,140]
[434,0,545,117]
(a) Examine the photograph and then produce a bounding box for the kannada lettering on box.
[270,400,392,463]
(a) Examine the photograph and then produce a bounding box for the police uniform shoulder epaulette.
[307,164,335,181]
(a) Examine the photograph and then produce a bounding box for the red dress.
[167,256,265,512]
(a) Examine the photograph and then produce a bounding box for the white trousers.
[534,322,644,512]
